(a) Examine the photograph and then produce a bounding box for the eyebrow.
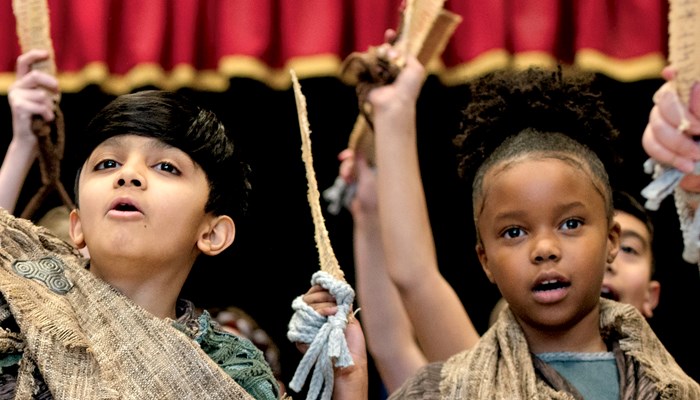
[492,201,587,221]
[620,230,649,251]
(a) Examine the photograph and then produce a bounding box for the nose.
[114,165,146,189]
[117,178,142,187]
[531,232,561,264]
[605,262,616,275]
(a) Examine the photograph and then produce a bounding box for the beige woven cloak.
[0,209,254,400]
[389,299,700,399]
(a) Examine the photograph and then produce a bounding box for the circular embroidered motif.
[12,257,74,294]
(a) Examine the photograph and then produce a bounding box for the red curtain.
[0,0,668,94]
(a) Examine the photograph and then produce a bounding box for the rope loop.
[287,271,355,400]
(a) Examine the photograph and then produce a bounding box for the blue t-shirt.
[537,351,619,400]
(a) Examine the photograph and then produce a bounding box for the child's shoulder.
[172,302,280,399]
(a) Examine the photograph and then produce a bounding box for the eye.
[155,162,181,175]
[502,227,524,239]
[94,159,119,171]
[620,244,640,255]
[561,218,583,231]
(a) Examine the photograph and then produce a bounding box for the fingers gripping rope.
[287,271,355,400]
[642,158,700,265]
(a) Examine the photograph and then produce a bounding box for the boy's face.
[475,158,619,336]
[69,135,213,269]
[602,210,660,318]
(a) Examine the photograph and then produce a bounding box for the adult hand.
[642,67,700,191]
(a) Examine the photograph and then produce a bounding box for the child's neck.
[88,258,189,319]
[520,311,607,354]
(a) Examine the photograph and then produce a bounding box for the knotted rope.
[642,159,700,265]
[287,70,355,400]
[641,0,700,269]
[287,271,355,400]
[13,0,76,220]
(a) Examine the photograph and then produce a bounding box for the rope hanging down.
[286,69,355,400]
[641,0,700,269]
[12,0,76,220]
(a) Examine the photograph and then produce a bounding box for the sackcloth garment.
[388,299,700,400]
[1,297,280,399]
[0,208,257,399]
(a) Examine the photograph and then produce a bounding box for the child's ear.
[476,242,496,283]
[69,209,87,249]
[642,280,661,318]
[197,215,235,256]
[606,220,621,264]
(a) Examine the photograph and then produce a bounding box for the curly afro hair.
[453,67,622,228]
[453,67,621,184]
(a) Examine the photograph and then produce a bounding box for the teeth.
[542,279,557,285]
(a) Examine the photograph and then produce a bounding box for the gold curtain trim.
[0,50,666,95]
[440,49,512,85]
[574,49,666,82]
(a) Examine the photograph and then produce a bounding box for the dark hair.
[74,90,251,220]
[613,190,654,238]
[613,189,655,274]
[452,67,620,234]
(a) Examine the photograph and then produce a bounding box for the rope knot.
[286,271,355,400]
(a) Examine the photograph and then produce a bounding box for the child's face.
[475,157,619,334]
[602,211,659,318]
[69,134,212,268]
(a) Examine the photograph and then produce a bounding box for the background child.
[602,190,660,318]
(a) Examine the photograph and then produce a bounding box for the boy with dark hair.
[0,88,280,399]
[602,190,660,318]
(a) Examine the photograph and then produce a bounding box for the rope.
[641,158,700,268]
[641,0,700,272]
[13,0,76,220]
[287,271,355,400]
[288,71,355,399]
[321,178,356,216]
[325,1,460,215]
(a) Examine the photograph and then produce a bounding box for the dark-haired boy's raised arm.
[0,50,58,213]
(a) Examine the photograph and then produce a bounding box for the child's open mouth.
[600,285,620,301]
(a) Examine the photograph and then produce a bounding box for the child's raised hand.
[302,284,339,317]
[338,148,356,185]
[332,316,368,400]
[292,284,369,400]
[366,54,425,118]
[292,284,338,354]
[8,50,59,135]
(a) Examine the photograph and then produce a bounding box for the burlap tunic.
[389,299,700,399]
[0,209,266,399]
